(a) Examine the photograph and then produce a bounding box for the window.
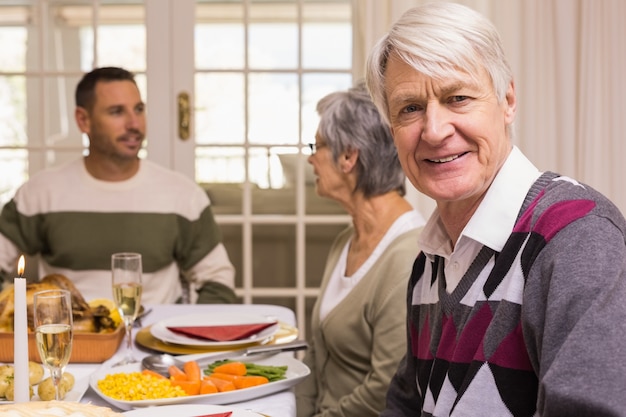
[0,0,354,340]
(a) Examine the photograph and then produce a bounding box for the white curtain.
[355,0,626,216]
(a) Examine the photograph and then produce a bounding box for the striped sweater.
[0,159,234,304]
[382,172,626,416]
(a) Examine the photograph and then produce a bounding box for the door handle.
[178,91,191,140]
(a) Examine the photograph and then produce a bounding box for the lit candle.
[13,255,29,403]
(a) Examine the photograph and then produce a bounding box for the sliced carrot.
[203,375,236,392]
[183,360,201,381]
[168,365,188,381]
[141,369,167,379]
[199,379,218,394]
[171,379,201,395]
[207,372,241,382]
[212,361,247,376]
[233,375,269,389]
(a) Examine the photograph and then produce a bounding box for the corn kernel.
[97,372,187,401]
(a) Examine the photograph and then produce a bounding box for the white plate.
[150,313,279,348]
[0,364,90,403]
[90,352,310,411]
[123,404,262,416]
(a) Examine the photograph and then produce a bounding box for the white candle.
[13,255,29,403]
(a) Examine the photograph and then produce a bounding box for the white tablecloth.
[76,304,298,417]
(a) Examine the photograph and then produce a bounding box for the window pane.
[302,24,351,69]
[249,72,298,144]
[305,224,346,287]
[248,146,297,214]
[47,2,90,72]
[196,73,245,144]
[0,75,27,146]
[53,2,146,72]
[302,1,351,69]
[93,24,146,72]
[206,182,244,215]
[249,23,297,69]
[301,73,352,143]
[196,23,244,70]
[0,149,27,206]
[220,224,243,287]
[277,149,311,189]
[197,146,245,186]
[248,146,288,189]
[0,26,27,72]
[42,76,83,150]
[252,224,296,288]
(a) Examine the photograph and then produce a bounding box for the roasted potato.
[61,372,75,392]
[28,361,44,385]
[0,373,11,397]
[37,376,66,401]
[5,378,34,401]
[36,372,73,401]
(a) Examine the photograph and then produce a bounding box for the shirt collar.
[418,146,541,256]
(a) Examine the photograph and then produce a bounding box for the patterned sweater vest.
[407,172,600,416]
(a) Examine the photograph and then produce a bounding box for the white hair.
[366,2,514,135]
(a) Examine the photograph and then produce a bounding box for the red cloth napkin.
[167,322,277,341]
[195,413,232,417]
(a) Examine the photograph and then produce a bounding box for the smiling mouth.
[427,152,468,163]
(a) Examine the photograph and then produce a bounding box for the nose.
[126,111,144,131]
[420,103,453,144]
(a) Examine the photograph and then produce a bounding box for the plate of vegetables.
[89,352,310,410]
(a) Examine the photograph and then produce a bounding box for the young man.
[0,67,235,304]
[366,3,626,416]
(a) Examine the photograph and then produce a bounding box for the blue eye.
[403,104,421,113]
[450,96,469,103]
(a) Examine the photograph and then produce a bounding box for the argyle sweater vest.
[385,172,624,416]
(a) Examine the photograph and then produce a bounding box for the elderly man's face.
[383,54,516,210]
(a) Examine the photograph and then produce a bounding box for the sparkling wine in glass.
[33,289,73,401]
[111,252,143,366]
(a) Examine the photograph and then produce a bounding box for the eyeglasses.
[308,143,327,155]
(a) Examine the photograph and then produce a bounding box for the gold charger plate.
[135,321,298,355]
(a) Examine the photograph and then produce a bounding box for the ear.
[503,80,516,124]
[340,148,359,174]
[75,107,90,134]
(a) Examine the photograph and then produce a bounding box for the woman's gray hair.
[365,3,514,136]
[317,81,406,197]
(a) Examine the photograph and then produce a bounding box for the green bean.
[204,360,288,382]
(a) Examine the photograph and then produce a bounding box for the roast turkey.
[0,274,115,333]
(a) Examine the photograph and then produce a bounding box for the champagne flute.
[111,252,143,366]
[33,289,73,401]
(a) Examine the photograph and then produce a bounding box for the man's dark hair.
[75,67,136,110]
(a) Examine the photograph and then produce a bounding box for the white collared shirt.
[417,146,542,292]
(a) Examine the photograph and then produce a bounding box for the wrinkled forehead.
[384,51,489,96]
[389,48,485,87]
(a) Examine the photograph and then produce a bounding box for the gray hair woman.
[295,82,425,417]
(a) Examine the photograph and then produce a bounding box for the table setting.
[0,254,308,417]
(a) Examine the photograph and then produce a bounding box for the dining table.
[71,303,301,417]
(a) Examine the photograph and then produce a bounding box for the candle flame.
[17,255,25,277]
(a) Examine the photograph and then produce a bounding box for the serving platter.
[90,352,310,411]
